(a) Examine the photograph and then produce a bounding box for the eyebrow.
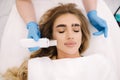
[56,24,66,28]
[72,23,81,27]
[56,23,81,28]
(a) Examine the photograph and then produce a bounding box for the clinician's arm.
[82,0,108,38]
[82,0,97,12]
[16,0,40,52]
[16,0,36,23]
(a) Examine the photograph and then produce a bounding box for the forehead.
[53,13,81,26]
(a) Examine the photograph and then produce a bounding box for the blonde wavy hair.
[3,3,90,80]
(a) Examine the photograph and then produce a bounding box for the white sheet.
[0,0,120,78]
[28,54,118,80]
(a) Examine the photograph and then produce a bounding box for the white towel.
[28,54,118,80]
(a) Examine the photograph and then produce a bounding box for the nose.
[66,30,74,40]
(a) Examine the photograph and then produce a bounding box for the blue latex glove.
[27,21,41,52]
[87,10,108,38]
[28,47,40,52]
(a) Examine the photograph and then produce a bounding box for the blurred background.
[0,0,120,45]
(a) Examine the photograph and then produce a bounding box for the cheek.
[53,31,59,40]
[53,33,64,43]
[53,32,65,47]
[75,32,82,47]
[78,33,82,41]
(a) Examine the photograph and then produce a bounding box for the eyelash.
[58,31,64,33]
[74,30,80,32]
[58,30,79,33]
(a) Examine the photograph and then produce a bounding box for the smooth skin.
[53,13,82,59]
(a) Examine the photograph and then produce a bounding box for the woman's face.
[53,13,82,58]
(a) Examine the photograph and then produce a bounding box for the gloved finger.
[33,34,40,41]
[98,19,107,28]
[100,22,108,38]
[104,27,108,38]
[93,30,104,36]
[27,34,33,39]
[38,31,41,38]
[28,47,40,52]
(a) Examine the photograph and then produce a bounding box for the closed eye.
[58,31,65,33]
[74,30,80,32]
[57,28,65,33]
[72,24,81,33]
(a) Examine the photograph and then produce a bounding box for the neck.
[57,52,81,59]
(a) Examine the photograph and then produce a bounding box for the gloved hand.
[87,10,108,38]
[27,21,41,52]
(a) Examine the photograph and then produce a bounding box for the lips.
[64,42,76,47]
